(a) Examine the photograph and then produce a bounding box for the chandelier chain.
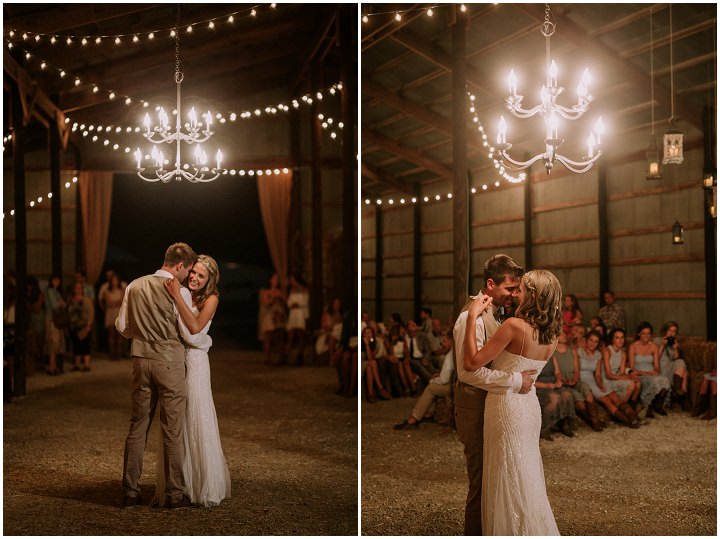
[174,5,183,84]
[541,3,556,38]
[650,8,655,133]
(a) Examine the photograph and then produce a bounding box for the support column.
[50,119,63,278]
[524,163,533,270]
[310,65,324,330]
[289,109,303,279]
[702,104,717,340]
[75,184,83,272]
[11,80,27,396]
[374,206,383,323]
[340,4,357,312]
[598,161,609,307]
[452,6,469,317]
[413,185,422,321]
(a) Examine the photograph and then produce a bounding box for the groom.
[452,254,535,535]
[116,242,203,508]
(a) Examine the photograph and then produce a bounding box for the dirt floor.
[3,347,358,536]
[362,395,716,536]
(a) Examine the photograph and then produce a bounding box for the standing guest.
[406,320,435,385]
[579,331,637,427]
[99,273,125,360]
[318,298,343,364]
[655,321,690,410]
[561,294,583,337]
[388,324,416,397]
[597,290,626,332]
[27,276,45,371]
[4,281,15,401]
[602,329,641,410]
[691,371,717,420]
[628,321,671,418]
[283,274,309,365]
[419,307,433,334]
[393,339,455,430]
[554,331,604,431]
[74,270,95,301]
[535,353,576,440]
[68,282,94,372]
[44,274,67,375]
[361,327,391,403]
[258,273,286,364]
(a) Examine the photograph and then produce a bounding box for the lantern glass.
[703,172,715,189]
[646,135,662,180]
[671,220,684,244]
[663,123,684,165]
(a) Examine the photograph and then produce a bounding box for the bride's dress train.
[482,349,559,535]
[155,314,231,507]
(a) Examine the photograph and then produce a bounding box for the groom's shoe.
[170,495,193,509]
[121,495,141,508]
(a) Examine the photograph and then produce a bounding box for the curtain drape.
[78,171,114,286]
[257,171,293,289]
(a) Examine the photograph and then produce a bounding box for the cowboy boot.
[586,400,605,431]
[691,393,709,417]
[653,389,669,416]
[619,402,640,428]
[701,394,716,420]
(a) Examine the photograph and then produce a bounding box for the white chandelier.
[492,3,604,175]
[134,10,224,183]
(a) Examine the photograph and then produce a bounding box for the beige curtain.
[78,171,114,286]
[257,171,293,288]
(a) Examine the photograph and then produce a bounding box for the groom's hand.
[519,370,537,394]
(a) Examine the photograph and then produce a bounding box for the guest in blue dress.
[628,321,671,418]
[602,329,641,409]
[655,321,690,410]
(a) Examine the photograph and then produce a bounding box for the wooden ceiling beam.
[362,6,426,52]
[363,128,451,179]
[620,19,717,58]
[588,4,666,37]
[291,6,339,93]
[362,163,415,195]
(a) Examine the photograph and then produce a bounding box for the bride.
[464,269,562,535]
[154,254,231,507]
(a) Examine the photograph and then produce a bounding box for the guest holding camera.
[655,321,690,411]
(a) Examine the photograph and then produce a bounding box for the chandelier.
[134,9,224,182]
[492,3,604,175]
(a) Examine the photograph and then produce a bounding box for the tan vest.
[126,275,185,363]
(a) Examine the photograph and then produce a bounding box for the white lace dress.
[155,311,231,507]
[482,349,560,535]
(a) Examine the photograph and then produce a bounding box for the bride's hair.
[192,254,220,309]
[514,269,563,345]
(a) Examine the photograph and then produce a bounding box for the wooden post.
[702,104,717,340]
[289,109,302,279]
[598,161,609,307]
[310,65,324,330]
[339,4,357,312]
[75,184,83,273]
[413,185,422,321]
[11,80,27,396]
[374,206,383,323]
[452,6,469,316]
[50,119,63,278]
[524,161,533,270]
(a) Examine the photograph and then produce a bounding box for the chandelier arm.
[554,106,587,120]
[554,152,602,174]
[498,150,547,170]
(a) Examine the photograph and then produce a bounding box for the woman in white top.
[284,275,309,364]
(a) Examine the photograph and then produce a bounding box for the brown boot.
[586,400,605,431]
[691,393,709,417]
[652,389,669,416]
[620,402,640,428]
[701,394,716,420]
[612,406,636,428]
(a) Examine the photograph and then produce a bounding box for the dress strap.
[520,322,526,356]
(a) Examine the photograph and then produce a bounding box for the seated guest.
[655,321,690,411]
[317,297,343,364]
[555,331,605,431]
[591,319,608,350]
[419,307,433,334]
[536,352,576,440]
[628,321,671,418]
[570,323,586,350]
[388,324,416,397]
[562,294,583,337]
[406,320,435,385]
[602,329,641,410]
[372,321,403,397]
[691,370,717,420]
[361,326,391,403]
[428,318,450,368]
[579,331,638,427]
[597,290,626,332]
[393,337,455,430]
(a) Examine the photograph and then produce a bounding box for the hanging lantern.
[703,171,716,190]
[671,220,684,244]
[646,134,662,180]
[663,119,684,164]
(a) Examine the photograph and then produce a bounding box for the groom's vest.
[126,275,185,363]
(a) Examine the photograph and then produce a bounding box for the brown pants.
[454,381,488,536]
[122,357,187,503]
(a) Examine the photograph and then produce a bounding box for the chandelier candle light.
[135,10,224,182]
[493,3,604,175]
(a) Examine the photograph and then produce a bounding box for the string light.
[3,175,79,219]
[361,4,468,24]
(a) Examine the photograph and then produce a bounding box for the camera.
[666,336,676,346]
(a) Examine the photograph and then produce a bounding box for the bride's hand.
[468,294,493,318]
[164,278,182,300]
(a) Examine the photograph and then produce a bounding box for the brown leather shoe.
[170,495,193,509]
[121,495,141,508]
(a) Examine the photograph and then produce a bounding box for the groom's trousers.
[123,357,187,503]
[454,381,488,536]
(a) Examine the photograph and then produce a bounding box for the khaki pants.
[411,381,451,421]
[454,381,488,536]
[122,357,187,503]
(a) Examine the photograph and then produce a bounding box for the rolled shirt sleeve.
[115,284,131,338]
[453,310,522,394]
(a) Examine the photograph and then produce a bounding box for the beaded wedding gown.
[482,348,560,535]
[155,310,231,507]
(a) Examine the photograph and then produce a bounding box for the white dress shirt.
[453,305,522,394]
[430,349,456,386]
[115,269,209,349]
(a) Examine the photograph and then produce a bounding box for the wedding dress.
[482,348,560,535]
[155,310,231,506]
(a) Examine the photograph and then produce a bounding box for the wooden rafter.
[363,128,451,179]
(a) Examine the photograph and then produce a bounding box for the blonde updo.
[514,269,563,345]
[193,254,220,309]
